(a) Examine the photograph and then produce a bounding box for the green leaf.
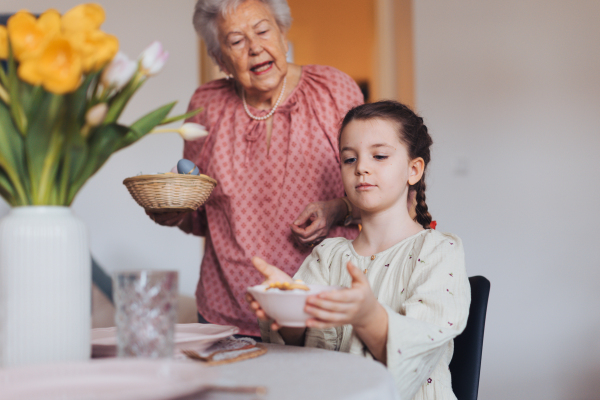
[0,63,8,88]
[24,93,64,201]
[158,107,203,125]
[103,73,144,124]
[67,123,128,203]
[6,44,27,135]
[70,71,101,122]
[0,101,29,204]
[115,101,176,151]
[0,166,17,206]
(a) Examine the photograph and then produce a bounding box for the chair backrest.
[449,275,490,400]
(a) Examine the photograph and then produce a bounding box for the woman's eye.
[231,39,243,46]
[259,30,268,35]
[343,157,356,164]
[374,155,388,160]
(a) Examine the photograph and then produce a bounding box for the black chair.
[449,276,490,400]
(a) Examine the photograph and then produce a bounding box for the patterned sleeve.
[385,234,471,400]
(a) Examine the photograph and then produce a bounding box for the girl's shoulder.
[413,229,465,265]
[314,237,352,255]
[421,229,463,248]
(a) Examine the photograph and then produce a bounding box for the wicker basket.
[123,174,217,213]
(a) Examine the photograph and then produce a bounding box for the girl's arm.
[352,302,389,363]
[304,261,389,363]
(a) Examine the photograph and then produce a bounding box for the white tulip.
[101,52,137,90]
[178,123,208,141]
[85,103,108,127]
[139,41,169,76]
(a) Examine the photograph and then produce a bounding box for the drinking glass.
[113,270,178,358]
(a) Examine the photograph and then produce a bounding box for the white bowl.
[247,284,337,327]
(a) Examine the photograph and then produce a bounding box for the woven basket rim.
[123,173,217,186]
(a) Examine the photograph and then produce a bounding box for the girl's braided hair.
[339,100,434,229]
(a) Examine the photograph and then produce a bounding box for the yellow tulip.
[0,26,7,59]
[7,10,61,61]
[19,36,82,94]
[62,4,105,33]
[66,29,118,72]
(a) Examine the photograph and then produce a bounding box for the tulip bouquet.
[0,4,205,206]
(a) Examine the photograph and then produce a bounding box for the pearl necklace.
[242,76,287,121]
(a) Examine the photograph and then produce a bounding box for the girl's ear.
[408,157,425,185]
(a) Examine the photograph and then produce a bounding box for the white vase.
[0,206,90,367]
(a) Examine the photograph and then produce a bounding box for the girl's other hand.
[246,256,294,331]
[290,198,346,247]
[304,261,381,329]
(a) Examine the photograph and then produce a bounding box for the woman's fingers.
[292,204,317,228]
[146,211,188,226]
[270,322,281,331]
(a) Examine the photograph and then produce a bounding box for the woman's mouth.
[250,61,274,75]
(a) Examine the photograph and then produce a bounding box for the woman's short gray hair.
[193,0,292,63]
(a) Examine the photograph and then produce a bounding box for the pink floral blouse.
[183,65,362,336]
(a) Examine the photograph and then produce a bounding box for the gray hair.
[193,0,292,63]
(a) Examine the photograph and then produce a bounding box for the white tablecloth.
[0,343,398,400]
[197,343,399,400]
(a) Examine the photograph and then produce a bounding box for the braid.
[412,180,432,229]
[410,119,433,229]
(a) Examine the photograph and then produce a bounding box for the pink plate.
[0,358,219,400]
[91,323,239,358]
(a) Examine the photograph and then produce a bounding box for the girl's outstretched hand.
[245,256,294,331]
[304,261,382,329]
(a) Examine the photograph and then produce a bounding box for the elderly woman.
[150,0,363,337]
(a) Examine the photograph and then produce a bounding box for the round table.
[198,343,399,400]
[0,343,398,400]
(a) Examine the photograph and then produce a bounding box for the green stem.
[0,83,9,104]
[0,159,29,205]
[0,64,7,87]
[58,149,71,205]
[36,132,64,205]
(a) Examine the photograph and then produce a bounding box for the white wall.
[0,0,203,297]
[414,1,600,399]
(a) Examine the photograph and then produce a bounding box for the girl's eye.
[374,155,388,160]
[343,157,356,164]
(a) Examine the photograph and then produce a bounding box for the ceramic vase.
[0,206,90,367]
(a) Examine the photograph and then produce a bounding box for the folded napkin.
[181,336,268,365]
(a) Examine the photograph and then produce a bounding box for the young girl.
[247,101,470,400]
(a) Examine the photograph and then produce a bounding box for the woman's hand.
[146,211,193,233]
[245,256,294,331]
[290,198,346,247]
[304,261,381,329]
